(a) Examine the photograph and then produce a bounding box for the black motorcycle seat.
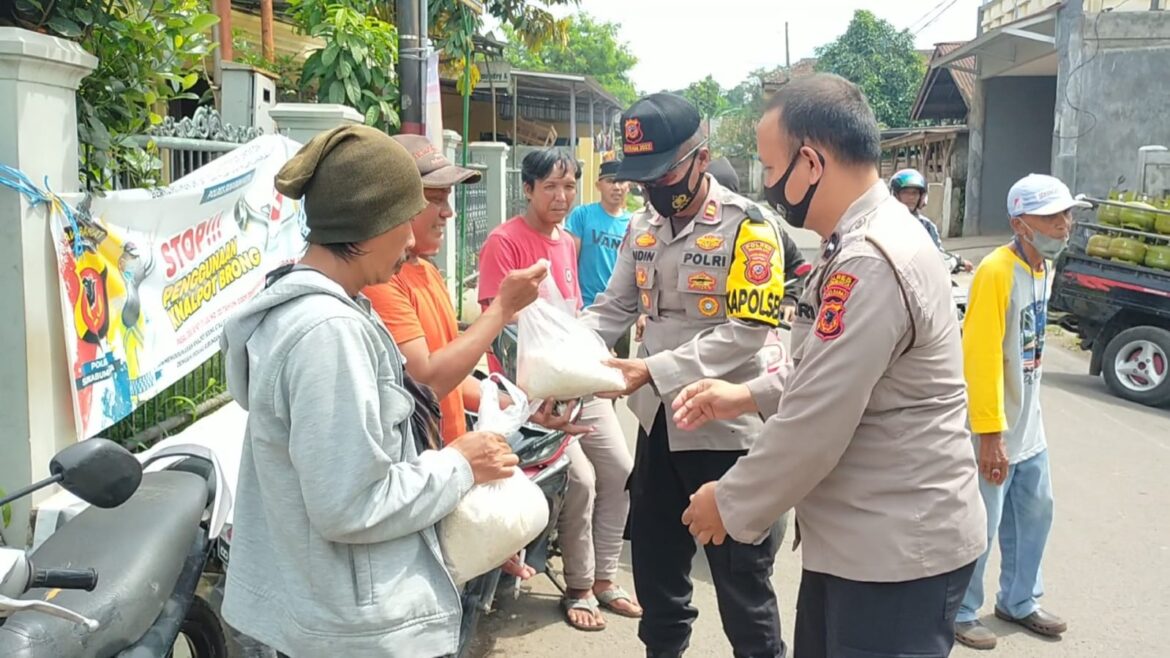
[0,470,209,658]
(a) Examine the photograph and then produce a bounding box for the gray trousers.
[558,397,634,590]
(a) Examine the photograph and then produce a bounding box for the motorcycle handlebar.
[30,568,98,592]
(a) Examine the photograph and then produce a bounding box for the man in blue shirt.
[566,160,633,354]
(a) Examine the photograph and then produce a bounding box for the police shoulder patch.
[724,218,786,327]
[814,272,859,341]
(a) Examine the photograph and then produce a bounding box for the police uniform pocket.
[637,287,659,316]
[676,266,728,295]
[634,264,657,290]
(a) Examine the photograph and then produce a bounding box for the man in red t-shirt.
[478,149,641,631]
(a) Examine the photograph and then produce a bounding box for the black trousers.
[629,408,784,658]
[794,562,976,658]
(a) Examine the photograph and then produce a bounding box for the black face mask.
[645,153,701,219]
[764,146,825,228]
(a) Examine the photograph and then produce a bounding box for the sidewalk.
[945,234,1013,260]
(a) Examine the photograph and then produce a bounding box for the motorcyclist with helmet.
[890,168,973,272]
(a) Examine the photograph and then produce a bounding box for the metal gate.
[104,107,260,444]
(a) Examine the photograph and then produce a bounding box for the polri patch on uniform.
[687,271,717,292]
[635,232,657,248]
[694,233,724,251]
[640,290,651,309]
[703,201,718,220]
[636,266,649,287]
[814,272,859,341]
[740,240,776,285]
[698,296,721,317]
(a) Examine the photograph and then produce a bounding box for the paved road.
[472,342,1170,657]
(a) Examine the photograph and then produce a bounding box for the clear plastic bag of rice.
[439,374,548,586]
[516,267,626,401]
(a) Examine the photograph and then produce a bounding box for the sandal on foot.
[596,586,643,618]
[562,595,607,632]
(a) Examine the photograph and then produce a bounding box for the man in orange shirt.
[364,134,579,445]
[364,136,584,581]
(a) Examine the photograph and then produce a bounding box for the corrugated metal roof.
[762,58,819,88]
[935,43,976,107]
[910,42,976,122]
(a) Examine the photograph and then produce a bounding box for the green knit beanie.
[275,125,428,245]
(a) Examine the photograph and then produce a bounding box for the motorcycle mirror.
[50,439,143,508]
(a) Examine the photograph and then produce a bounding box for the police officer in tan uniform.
[579,93,787,658]
[676,74,987,658]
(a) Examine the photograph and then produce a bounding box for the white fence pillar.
[268,103,363,145]
[438,130,462,302]
[0,27,97,546]
[469,141,508,232]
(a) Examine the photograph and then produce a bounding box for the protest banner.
[50,135,306,439]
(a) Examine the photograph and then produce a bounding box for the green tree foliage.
[502,12,638,105]
[710,68,776,159]
[428,0,576,92]
[233,30,306,103]
[682,75,728,121]
[814,9,926,128]
[1,0,220,189]
[288,0,401,130]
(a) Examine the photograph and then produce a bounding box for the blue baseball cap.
[1007,174,1090,218]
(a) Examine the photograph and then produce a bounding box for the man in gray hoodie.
[220,125,521,658]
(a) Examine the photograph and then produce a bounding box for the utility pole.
[397,0,425,134]
[211,0,233,85]
[785,21,791,69]
[260,0,275,63]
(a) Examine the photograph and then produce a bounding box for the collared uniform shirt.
[579,175,786,452]
[720,182,988,583]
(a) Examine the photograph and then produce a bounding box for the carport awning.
[935,5,1059,79]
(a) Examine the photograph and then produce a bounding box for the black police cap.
[616,93,701,183]
[598,160,622,179]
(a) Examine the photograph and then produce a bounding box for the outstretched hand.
[671,379,756,431]
[597,358,651,398]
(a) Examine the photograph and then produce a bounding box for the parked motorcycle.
[455,409,574,658]
[208,325,575,658]
[203,404,574,658]
[0,438,231,657]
